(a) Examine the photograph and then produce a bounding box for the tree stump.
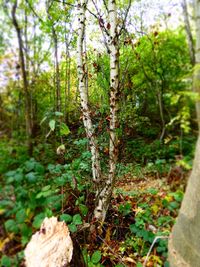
[24,217,73,267]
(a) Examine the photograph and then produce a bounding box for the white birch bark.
[77,0,102,185]
[181,0,195,65]
[94,0,119,222]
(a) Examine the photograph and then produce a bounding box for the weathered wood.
[25,217,73,267]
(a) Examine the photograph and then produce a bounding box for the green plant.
[83,249,104,267]
[60,213,82,233]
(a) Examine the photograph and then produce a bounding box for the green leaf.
[136,263,143,267]
[79,204,88,216]
[1,255,12,267]
[55,111,63,116]
[33,213,46,229]
[91,250,101,264]
[36,189,53,199]
[25,160,35,172]
[115,264,124,267]
[147,188,158,195]
[60,123,70,136]
[72,214,82,225]
[16,209,27,224]
[35,163,45,174]
[5,219,19,233]
[60,214,72,223]
[20,224,32,245]
[42,185,51,191]
[130,224,137,233]
[20,223,32,237]
[169,201,179,210]
[68,223,77,233]
[49,119,56,131]
[14,172,24,183]
[26,172,37,183]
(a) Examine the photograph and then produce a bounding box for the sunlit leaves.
[60,123,70,136]
[49,119,56,131]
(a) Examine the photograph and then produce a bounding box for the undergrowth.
[0,136,192,266]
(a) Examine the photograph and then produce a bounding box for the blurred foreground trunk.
[168,0,200,265]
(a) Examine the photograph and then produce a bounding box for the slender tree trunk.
[64,22,71,123]
[52,28,61,112]
[46,1,61,113]
[77,0,102,187]
[168,1,200,266]
[94,0,119,222]
[12,0,33,155]
[157,85,166,142]
[181,0,195,66]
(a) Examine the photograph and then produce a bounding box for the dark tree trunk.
[12,0,33,155]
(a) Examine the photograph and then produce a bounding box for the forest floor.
[0,140,188,267]
[81,171,187,267]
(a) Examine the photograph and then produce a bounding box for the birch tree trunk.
[181,0,195,66]
[77,0,102,186]
[94,0,119,222]
[168,1,200,266]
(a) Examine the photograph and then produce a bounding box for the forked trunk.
[77,0,120,223]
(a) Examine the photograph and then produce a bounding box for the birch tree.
[93,0,120,221]
[181,0,195,65]
[168,1,200,266]
[77,0,102,189]
[77,0,130,222]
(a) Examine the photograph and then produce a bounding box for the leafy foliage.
[0,1,197,265]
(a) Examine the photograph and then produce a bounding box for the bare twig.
[97,235,126,266]
[143,235,169,267]
[25,0,43,23]
[53,0,76,7]
[119,0,132,36]
[91,0,110,37]
[86,5,110,53]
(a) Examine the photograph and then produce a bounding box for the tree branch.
[25,0,43,23]
[119,0,132,36]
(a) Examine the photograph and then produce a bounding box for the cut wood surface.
[24,217,73,267]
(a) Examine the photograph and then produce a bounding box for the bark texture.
[181,0,195,66]
[25,217,73,267]
[77,0,102,185]
[168,1,200,266]
[94,0,119,221]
